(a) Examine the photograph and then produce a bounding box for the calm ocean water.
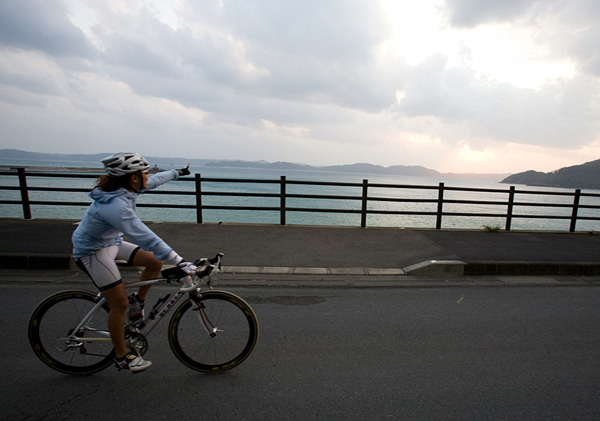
[1,158,599,232]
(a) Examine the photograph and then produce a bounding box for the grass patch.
[482,224,502,232]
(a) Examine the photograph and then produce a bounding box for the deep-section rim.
[28,289,115,375]
[168,290,259,373]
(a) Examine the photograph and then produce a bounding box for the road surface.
[2,282,599,420]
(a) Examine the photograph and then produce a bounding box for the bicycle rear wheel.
[168,290,259,373]
[28,290,114,375]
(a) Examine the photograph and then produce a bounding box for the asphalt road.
[3,282,599,420]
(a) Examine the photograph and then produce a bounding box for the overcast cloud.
[1,0,600,174]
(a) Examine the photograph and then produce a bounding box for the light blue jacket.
[72,170,179,259]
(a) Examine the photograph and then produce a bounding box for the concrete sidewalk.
[1,218,600,280]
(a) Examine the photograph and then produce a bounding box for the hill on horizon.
[501,159,600,190]
[1,148,508,181]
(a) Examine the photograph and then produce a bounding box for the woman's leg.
[104,282,153,371]
[132,248,164,300]
[76,246,130,357]
[116,242,163,300]
[101,282,130,358]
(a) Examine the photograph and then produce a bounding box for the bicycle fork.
[190,292,222,337]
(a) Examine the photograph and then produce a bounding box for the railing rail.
[1,168,599,232]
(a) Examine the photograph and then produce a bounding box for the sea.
[1,158,599,232]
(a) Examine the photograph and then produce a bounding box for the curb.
[226,266,405,276]
[2,253,600,277]
[403,259,600,276]
[403,260,465,276]
[463,261,600,276]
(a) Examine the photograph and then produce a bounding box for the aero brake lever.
[195,253,224,271]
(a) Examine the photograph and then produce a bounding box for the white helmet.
[101,152,150,176]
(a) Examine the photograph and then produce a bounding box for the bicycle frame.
[66,268,216,347]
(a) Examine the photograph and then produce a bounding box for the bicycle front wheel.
[28,290,114,375]
[168,290,259,373]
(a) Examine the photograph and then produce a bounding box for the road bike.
[28,254,259,375]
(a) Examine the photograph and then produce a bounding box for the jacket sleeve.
[145,169,179,191]
[104,197,175,260]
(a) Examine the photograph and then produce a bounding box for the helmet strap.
[127,171,143,193]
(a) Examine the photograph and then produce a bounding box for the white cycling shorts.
[76,242,140,291]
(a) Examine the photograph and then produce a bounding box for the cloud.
[395,53,474,120]
[393,1,600,150]
[0,0,93,57]
[83,0,398,114]
[445,0,600,79]
[396,57,600,149]
[222,0,388,61]
[444,0,540,27]
[1,0,600,174]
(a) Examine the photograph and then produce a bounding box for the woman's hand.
[178,164,191,176]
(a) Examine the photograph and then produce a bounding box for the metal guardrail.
[1,168,599,232]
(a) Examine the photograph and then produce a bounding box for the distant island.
[501,159,600,190]
[203,160,509,181]
[0,149,509,182]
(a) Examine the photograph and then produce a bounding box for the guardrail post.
[570,189,581,232]
[361,179,368,228]
[17,168,32,219]
[436,182,444,229]
[280,176,286,225]
[505,185,515,231]
[195,173,203,224]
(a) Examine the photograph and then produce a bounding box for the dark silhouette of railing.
[1,168,599,232]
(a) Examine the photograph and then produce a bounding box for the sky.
[1,0,600,174]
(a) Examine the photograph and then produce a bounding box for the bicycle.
[28,253,259,375]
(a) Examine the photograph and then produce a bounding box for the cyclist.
[72,152,196,373]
